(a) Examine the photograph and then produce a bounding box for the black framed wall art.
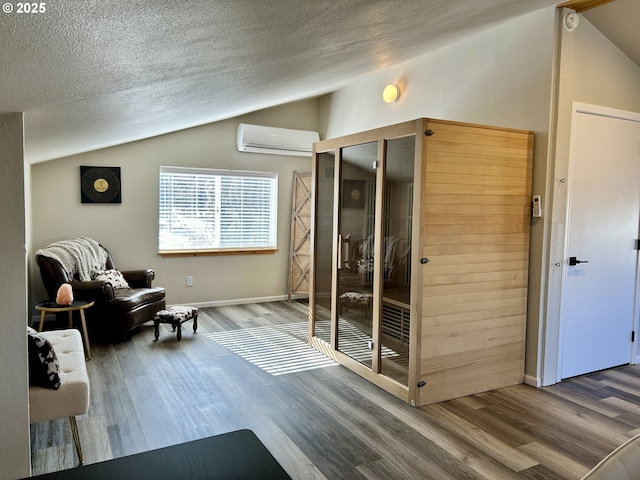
[342,179,365,209]
[80,166,121,204]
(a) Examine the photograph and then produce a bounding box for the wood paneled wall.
[418,119,533,405]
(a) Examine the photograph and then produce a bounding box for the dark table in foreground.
[29,429,292,480]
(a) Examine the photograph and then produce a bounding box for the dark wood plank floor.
[30,300,640,479]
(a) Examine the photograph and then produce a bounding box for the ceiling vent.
[237,123,320,157]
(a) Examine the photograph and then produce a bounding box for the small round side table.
[35,300,95,360]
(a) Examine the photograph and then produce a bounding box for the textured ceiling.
[0,0,628,164]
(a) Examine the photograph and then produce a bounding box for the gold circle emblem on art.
[94,178,109,192]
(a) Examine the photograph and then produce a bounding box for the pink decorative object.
[56,283,74,305]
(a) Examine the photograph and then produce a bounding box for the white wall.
[30,99,319,308]
[541,12,640,385]
[573,19,640,109]
[320,8,555,141]
[0,113,31,479]
[318,7,557,383]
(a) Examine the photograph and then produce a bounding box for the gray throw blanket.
[35,237,108,281]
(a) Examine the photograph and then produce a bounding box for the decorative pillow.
[27,326,61,390]
[92,269,130,288]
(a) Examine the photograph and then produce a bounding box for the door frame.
[556,102,640,381]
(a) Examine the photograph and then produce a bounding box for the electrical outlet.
[186,276,193,287]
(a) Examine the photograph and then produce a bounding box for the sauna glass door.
[312,151,336,346]
[336,137,415,385]
[379,136,414,386]
[312,133,415,389]
[337,142,378,369]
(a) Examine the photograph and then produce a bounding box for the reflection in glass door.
[337,142,378,369]
[312,151,336,346]
[379,136,414,386]
[312,136,415,388]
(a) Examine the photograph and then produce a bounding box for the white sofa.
[29,329,90,465]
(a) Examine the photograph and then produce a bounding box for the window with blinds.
[159,166,277,252]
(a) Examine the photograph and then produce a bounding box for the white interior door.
[561,106,640,379]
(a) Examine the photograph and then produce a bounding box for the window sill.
[159,248,277,257]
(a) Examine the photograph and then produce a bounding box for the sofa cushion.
[92,269,130,288]
[29,329,90,424]
[27,326,61,390]
[109,286,166,312]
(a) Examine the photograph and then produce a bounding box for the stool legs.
[153,307,198,342]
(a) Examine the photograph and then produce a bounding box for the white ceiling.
[0,0,633,164]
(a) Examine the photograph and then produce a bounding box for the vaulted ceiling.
[0,1,634,164]
[581,0,640,67]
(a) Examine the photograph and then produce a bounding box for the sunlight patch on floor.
[207,321,399,376]
[205,323,337,376]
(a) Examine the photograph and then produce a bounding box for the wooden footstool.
[153,306,198,341]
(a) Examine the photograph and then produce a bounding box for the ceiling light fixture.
[382,84,400,104]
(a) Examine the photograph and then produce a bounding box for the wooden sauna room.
[308,118,534,406]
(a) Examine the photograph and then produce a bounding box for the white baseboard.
[524,374,541,388]
[31,294,309,325]
[168,294,308,309]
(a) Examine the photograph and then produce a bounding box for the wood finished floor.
[30,300,640,479]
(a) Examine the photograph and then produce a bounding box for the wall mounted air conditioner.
[237,123,320,157]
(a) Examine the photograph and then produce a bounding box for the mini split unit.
[237,123,320,157]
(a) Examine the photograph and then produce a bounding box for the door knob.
[569,256,589,266]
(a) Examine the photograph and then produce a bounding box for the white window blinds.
[159,166,277,252]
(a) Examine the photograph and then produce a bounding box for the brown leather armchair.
[36,246,166,342]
